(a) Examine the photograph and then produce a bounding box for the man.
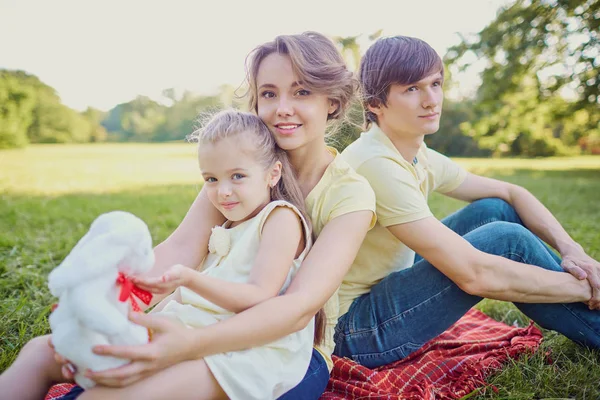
[335,35,600,368]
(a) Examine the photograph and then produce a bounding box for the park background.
[1,0,599,398]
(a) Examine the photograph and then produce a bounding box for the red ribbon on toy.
[116,272,153,312]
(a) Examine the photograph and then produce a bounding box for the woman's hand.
[47,336,77,380]
[85,312,197,387]
[132,264,190,295]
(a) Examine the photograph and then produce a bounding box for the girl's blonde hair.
[245,31,356,126]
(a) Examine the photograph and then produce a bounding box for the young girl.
[135,109,316,400]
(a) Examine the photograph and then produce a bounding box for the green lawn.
[1,144,599,399]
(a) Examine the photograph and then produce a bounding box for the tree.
[102,96,166,142]
[334,35,362,71]
[446,0,599,156]
[152,91,222,142]
[0,71,35,148]
[0,70,105,147]
[425,99,490,157]
[81,107,108,142]
[334,30,383,71]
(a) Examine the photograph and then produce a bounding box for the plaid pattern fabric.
[45,309,542,400]
[321,309,542,400]
[45,384,74,400]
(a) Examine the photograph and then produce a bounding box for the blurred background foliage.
[1,0,597,156]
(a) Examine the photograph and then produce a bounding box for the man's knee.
[487,221,529,238]
[471,198,520,223]
[470,221,533,255]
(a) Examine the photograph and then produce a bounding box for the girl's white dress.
[154,200,313,400]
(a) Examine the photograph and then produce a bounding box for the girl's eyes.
[296,89,310,96]
[432,81,442,87]
[407,86,418,92]
[204,174,245,182]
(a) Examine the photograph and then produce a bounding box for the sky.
[0,0,511,111]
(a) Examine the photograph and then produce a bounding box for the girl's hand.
[87,312,196,387]
[132,264,190,294]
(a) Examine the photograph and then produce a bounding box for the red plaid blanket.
[321,309,542,399]
[46,309,542,400]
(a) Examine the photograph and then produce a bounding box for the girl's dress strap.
[258,200,312,260]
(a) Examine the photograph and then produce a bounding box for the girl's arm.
[88,210,373,386]
[138,187,225,309]
[135,207,303,313]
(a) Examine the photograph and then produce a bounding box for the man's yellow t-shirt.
[306,147,377,370]
[339,123,467,316]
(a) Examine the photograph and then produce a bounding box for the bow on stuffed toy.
[117,272,152,312]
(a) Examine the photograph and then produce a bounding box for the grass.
[1,144,599,399]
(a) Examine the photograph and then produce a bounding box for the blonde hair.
[245,31,356,125]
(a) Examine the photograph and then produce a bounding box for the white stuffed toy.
[48,211,155,389]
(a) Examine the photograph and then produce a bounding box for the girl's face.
[199,135,281,223]
[255,53,338,152]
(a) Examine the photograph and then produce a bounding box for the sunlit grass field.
[1,144,599,399]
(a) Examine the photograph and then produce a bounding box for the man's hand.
[561,248,600,309]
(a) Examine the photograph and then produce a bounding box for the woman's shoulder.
[322,151,374,194]
[311,152,375,213]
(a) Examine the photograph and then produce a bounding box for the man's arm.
[387,216,592,304]
[445,173,600,298]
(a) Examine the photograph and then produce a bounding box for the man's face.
[373,71,444,138]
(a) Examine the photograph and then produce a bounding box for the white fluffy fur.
[48,211,155,389]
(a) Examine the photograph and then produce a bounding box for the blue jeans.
[58,348,329,400]
[334,198,600,368]
[278,348,329,399]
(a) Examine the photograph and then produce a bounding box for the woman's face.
[255,53,337,152]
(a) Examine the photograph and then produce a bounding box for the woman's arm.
[135,207,303,313]
[88,210,373,386]
[139,187,225,309]
[188,210,374,352]
[387,216,592,304]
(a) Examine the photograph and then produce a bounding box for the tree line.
[1,0,597,156]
